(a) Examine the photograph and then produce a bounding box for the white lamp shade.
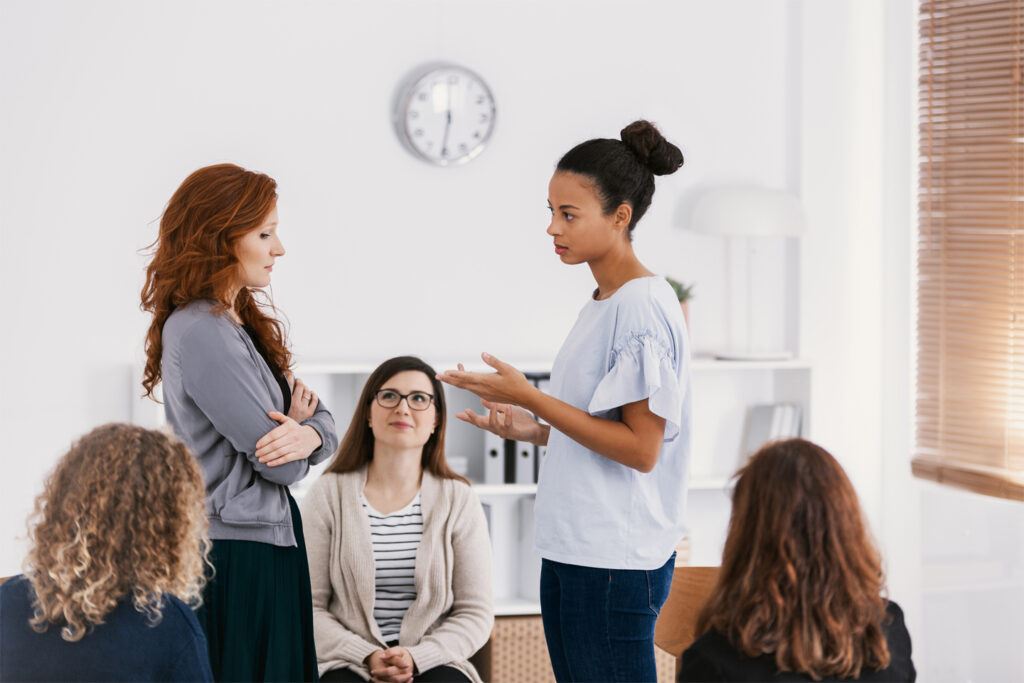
[689,187,806,237]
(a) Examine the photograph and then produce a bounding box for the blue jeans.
[540,554,675,683]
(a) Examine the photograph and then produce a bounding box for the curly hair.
[696,438,890,681]
[23,424,210,642]
[141,163,290,399]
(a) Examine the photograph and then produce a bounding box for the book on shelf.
[743,403,803,457]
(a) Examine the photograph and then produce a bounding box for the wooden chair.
[654,566,720,662]
[0,576,11,586]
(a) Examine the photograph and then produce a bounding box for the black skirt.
[198,491,319,682]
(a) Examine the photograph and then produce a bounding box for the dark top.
[243,324,291,415]
[0,575,212,682]
[679,601,916,682]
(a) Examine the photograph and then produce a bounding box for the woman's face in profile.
[235,206,285,289]
[546,171,624,265]
[368,370,438,452]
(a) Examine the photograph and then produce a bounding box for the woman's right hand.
[457,399,549,445]
[255,412,323,467]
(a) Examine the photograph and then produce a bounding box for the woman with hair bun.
[0,423,212,681]
[440,121,690,681]
[141,163,339,681]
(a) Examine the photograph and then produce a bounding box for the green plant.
[664,276,694,303]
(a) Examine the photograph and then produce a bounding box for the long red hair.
[141,163,290,398]
[696,438,891,680]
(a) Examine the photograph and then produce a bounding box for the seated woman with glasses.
[301,356,494,683]
[0,423,212,682]
[678,438,915,682]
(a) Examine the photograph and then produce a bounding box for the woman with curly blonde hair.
[0,423,212,682]
[678,439,915,682]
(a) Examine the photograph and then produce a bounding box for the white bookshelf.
[130,356,810,615]
[494,597,543,617]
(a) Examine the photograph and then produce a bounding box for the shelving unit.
[130,355,810,615]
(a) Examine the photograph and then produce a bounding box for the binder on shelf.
[514,440,536,485]
[503,438,516,484]
[483,431,506,485]
[533,375,552,484]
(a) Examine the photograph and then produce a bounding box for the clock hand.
[441,83,452,157]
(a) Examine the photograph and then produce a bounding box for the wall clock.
[393,63,496,166]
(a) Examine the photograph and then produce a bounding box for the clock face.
[395,64,496,166]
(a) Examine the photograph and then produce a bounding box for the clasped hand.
[367,646,414,683]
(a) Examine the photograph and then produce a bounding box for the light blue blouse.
[535,276,692,570]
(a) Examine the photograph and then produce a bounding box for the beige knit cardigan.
[300,468,494,682]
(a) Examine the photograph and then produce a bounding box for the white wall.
[0,0,793,572]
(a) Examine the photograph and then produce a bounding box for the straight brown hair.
[326,356,467,484]
[696,438,891,680]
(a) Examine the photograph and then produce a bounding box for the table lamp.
[689,187,807,361]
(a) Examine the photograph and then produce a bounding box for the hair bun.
[620,120,684,176]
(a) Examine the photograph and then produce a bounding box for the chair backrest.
[654,566,720,658]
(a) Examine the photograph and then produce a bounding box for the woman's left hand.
[255,412,323,467]
[437,352,536,407]
[286,376,319,422]
[370,646,415,683]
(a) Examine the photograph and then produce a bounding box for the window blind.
[915,0,1024,501]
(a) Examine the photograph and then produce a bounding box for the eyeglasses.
[374,389,435,411]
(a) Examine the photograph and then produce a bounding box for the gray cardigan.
[161,300,339,547]
[301,469,493,682]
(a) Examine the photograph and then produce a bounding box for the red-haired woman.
[679,439,915,682]
[141,163,339,681]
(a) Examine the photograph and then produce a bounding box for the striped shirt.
[361,491,422,642]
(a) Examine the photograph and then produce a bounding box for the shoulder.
[305,472,349,508]
[165,302,242,353]
[161,595,206,642]
[611,277,681,334]
[613,276,663,308]
[429,474,484,524]
[680,630,733,681]
[164,301,232,339]
[435,474,478,507]
[686,628,740,660]
[883,599,914,655]
[0,574,31,609]
[883,599,910,640]
[681,630,769,682]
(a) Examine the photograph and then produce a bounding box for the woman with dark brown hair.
[301,356,493,683]
[0,423,212,681]
[141,163,339,681]
[679,438,915,682]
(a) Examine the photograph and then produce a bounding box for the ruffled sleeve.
[588,330,684,442]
